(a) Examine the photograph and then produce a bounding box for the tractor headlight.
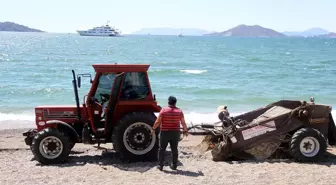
[38,121,46,126]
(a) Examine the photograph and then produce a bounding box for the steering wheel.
[89,97,99,105]
[100,93,110,103]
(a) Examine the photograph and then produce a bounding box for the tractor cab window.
[95,73,116,103]
[120,72,150,100]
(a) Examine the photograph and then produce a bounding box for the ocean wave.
[154,111,245,125]
[0,112,224,127]
[0,53,10,62]
[180,70,207,74]
[192,88,240,95]
[148,69,175,74]
[0,112,35,121]
[0,110,243,124]
[183,111,244,125]
[4,87,65,95]
[1,110,336,129]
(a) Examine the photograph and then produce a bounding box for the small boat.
[177,28,183,37]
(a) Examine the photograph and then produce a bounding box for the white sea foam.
[0,113,35,129]
[156,111,246,126]
[0,113,35,121]
[180,70,207,74]
[157,110,336,126]
[1,110,336,129]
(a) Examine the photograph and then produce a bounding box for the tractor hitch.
[22,129,38,146]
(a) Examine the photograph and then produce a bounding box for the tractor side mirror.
[77,76,81,88]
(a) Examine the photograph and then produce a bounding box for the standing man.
[152,96,188,171]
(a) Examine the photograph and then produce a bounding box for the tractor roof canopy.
[92,64,150,73]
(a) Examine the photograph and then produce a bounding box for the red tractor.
[23,64,162,164]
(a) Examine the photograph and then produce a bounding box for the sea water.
[1,32,336,128]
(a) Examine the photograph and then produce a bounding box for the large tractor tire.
[68,142,76,150]
[62,132,76,150]
[56,124,78,150]
[58,129,76,150]
[31,128,71,165]
[112,112,158,161]
[289,128,327,162]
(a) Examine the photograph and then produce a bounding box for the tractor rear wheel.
[112,112,158,161]
[289,128,327,162]
[31,128,71,164]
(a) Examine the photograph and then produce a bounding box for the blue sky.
[1,0,334,33]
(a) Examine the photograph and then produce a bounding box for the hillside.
[283,28,329,37]
[0,22,43,32]
[317,32,336,38]
[131,28,211,36]
[205,24,285,37]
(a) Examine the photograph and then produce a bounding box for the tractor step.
[82,125,91,144]
[92,138,107,144]
[94,128,106,147]
[96,128,105,137]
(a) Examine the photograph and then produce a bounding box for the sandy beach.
[0,128,336,185]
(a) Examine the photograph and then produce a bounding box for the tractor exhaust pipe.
[72,70,81,119]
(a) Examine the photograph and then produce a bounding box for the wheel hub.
[134,133,145,144]
[303,141,313,152]
[300,137,320,157]
[39,136,63,159]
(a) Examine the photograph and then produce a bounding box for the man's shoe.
[157,165,163,171]
[170,164,177,170]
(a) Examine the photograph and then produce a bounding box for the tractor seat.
[99,105,108,121]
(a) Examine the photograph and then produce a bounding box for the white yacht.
[76,21,121,37]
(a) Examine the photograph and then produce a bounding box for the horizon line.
[1,21,335,34]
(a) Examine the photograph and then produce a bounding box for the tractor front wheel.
[112,112,158,161]
[31,128,71,164]
[289,128,327,162]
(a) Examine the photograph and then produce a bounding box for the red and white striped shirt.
[159,106,184,131]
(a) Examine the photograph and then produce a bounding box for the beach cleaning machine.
[187,97,336,162]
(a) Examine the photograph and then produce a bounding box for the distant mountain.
[131,28,211,36]
[205,25,285,37]
[283,28,329,37]
[0,22,43,32]
[316,32,336,38]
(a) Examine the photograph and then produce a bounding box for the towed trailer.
[186,98,336,162]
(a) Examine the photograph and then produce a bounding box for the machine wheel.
[31,128,71,164]
[112,112,158,161]
[289,128,327,162]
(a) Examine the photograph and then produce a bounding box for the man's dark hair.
[168,96,177,106]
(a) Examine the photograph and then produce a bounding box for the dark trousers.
[158,130,180,167]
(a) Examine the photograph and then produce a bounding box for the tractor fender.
[328,113,336,146]
[46,120,80,142]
